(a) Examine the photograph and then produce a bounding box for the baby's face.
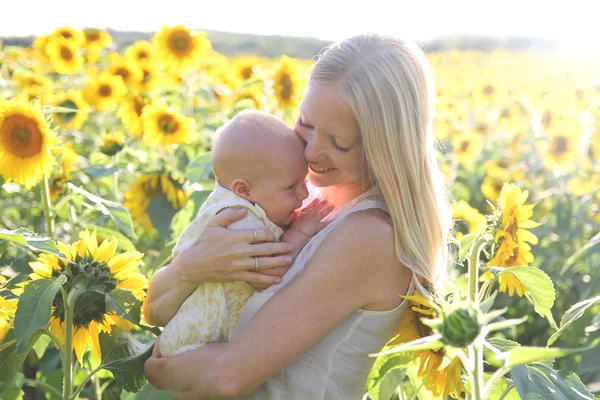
[250,148,309,226]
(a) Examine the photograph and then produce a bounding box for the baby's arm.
[281,199,334,260]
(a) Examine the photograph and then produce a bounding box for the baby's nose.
[298,182,309,201]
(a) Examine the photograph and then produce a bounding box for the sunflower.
[272,55,302,112]
[83,72,127,112]
[390,294,467,399]
[82,28,112,52]
[543,131,579,170]
[480,176,505,203]
[481,184,540,297]
[50,90,90,130]
[451,133,484,165]
[153,25,211,72]
[118,95,148,138]
[108,56,144,93]
[233,82,265,111]
[50,25,83,44]
[45,37,84,75]
[124,173,188,233]
[141,102,195,148]
[100,131,125,156]
[230,55,263,82]
[0,99,57,189]
[23,229,147,363]
[49,143,79,201]
[12,73,52,101]
[125,40,156,66]
[452,200,487,239]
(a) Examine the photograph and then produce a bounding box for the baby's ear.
[231,178,251,200]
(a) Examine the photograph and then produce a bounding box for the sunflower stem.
[112,154,119,201]
[468,237,487,304]
[41,173,55,238]
[471,346,484,400]
[62,285,85,400]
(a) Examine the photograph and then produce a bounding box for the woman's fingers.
[235,270,284,288]
[236,253,293,270]
[241,242,294,258]
[209,207,248,228]
[240,227,276,244]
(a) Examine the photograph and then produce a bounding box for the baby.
[159,110,331,356]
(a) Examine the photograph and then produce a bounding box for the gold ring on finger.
[252,229,258,244]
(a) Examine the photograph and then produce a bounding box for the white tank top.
[232,189,415,399]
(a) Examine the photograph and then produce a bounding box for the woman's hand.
[175,207,295,287]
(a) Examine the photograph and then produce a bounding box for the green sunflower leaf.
[547,295,600,346]
[0,228,64,257]
[512,364,594,400]
[135,384,175,400]
[99,327,154,393]
[498,340,598,368]
[67,183,136,240]
[147,194,178,240]
[14,276,67,354]
[495,266,556,325]
[105,289,141,325]
[170,190,211,240]
[0,330,44,393]
[186,152,213,183]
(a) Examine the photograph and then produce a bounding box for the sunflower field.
[0,25,599,400]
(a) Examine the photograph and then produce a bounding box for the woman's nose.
[303,136,323,163]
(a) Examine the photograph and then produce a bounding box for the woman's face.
[293,84,365,189]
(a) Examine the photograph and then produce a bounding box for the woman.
[144,33,452,399]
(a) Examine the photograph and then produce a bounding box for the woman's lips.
[309,164,334,173]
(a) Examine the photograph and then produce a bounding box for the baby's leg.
[159,282,229,356]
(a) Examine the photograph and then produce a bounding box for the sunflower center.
[134,98,145,116]
[60,45,74,61]
[497,161,508,169]
[1,115,44,158]
[85,30,101,42]
[158,114,179,134]
[137,51,148,60]
[61,31,73,40]
[460,141,470,152]
[52,257,119,328]
[483,85,495,96]
[279,73,293,100]
[115,67,130,81]
[168,32,193,56]
[99,84,113,98]
[553,136,568,154]
[241,67,254,80]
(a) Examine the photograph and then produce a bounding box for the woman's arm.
[145,210,412,398]
[143,208,294,327]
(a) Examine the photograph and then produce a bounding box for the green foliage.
[105,289,141,324]
[99,327,154,393]
[0,228,64,257]
[548,296,600,346]
[14,276,66,353]
[512,364,595,400]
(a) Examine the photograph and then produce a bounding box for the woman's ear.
[231,178,252,200]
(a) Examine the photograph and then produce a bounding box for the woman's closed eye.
[331,137,351,153]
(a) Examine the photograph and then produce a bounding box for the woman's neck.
[319,182,373,211]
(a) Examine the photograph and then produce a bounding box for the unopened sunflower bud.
[439,308,481,347]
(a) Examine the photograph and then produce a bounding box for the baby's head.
[213,110,309,226]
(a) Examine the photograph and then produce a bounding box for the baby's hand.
[289,198,334,237]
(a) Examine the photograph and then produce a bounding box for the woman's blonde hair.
[309,33,452,294]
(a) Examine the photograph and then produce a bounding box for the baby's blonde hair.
[310,34,452,294]
[212,110,301,187]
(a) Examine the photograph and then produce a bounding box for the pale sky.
[2,0,599,51]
